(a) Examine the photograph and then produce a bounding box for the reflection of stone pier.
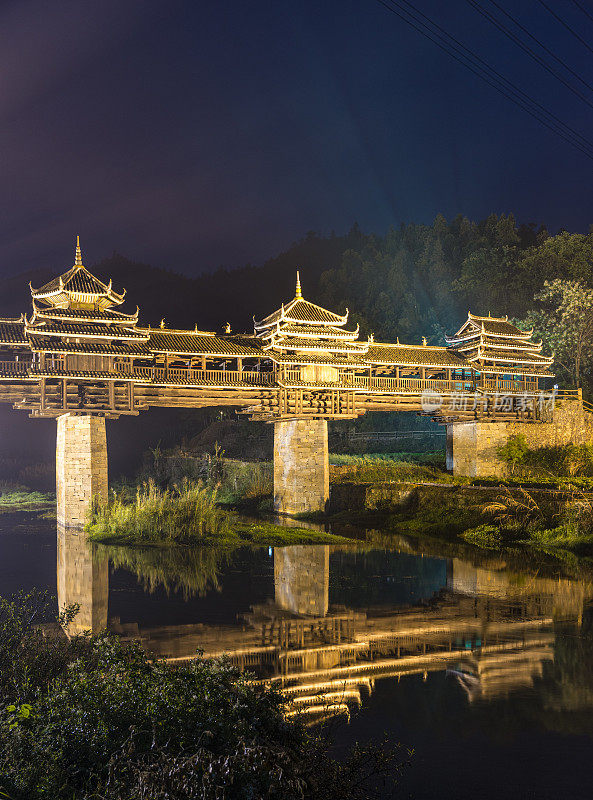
[56,414,108,528]
[57,525,108,635]
[274,545,329,616]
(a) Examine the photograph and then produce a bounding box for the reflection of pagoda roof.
[255,273,348,330]
[30,238,125,309]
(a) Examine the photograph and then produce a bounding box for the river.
[2,509,593,799]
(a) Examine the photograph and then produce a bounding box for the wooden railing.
[0,361,30,374]
[480,377,537,392]
[114,364,275,385]
[0,357,544,397]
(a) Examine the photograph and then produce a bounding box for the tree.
[521,280,593,389]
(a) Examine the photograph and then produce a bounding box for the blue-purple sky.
[2,0,593,277]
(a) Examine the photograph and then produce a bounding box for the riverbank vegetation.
[0,591,407,800]
[86,479,349,547]
[0,486,54,513]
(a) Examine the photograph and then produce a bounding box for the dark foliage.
[0,593,408,800]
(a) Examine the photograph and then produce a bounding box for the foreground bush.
[0,593,406,800]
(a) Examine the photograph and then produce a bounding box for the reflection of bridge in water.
[57,528,593,721]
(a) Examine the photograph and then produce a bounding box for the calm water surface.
[2,510,593,799]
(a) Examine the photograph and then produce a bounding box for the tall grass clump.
[86,479,235,545]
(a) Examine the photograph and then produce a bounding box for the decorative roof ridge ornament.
[295,270,302,299]
[422,337,427,346]
[74,235,83,267]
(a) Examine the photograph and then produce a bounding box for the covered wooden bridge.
[0,239,557,525]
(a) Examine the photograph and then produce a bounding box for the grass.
[87,479,350,547]
[0,489,54,512]
[87,479,235,546]
[329,450,445,466]
[330,457,451,485]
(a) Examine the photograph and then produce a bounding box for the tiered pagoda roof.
[25,238,151,362]
[254,273,369,366]
[0,316,28,347]
[1,239,554,388]
[446,312,553,375]
[30,237,126,310]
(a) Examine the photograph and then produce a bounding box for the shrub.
[497,434,529,474]
[461,524,503,549]
[0,595,408,800]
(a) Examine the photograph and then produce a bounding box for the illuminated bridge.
[0,238,572,525]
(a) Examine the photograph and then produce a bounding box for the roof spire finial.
[74,235,83,266]
[295,270,302,299]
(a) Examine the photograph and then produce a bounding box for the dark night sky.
[2,0,593,278]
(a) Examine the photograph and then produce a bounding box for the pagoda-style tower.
[27,236,149,379]
[254,274,364,514]
[27,238,147,526]
[446,312,553,391]
[254,272,369,386]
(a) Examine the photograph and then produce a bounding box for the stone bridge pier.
[56,414,108,528]
[446,394,592,478]
[273,418,329,515]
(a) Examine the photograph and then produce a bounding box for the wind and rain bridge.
[0,239,579,527]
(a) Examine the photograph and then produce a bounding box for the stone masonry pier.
[273,419,329,515]
[56,414,108,528]
[448,395,592,478]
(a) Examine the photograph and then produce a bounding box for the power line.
[373,0,593,160]
[570,0,593,25]
[485,0,593,94]
[536,0,593,56]
[401,0,593,150]
[466,0,593,111]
